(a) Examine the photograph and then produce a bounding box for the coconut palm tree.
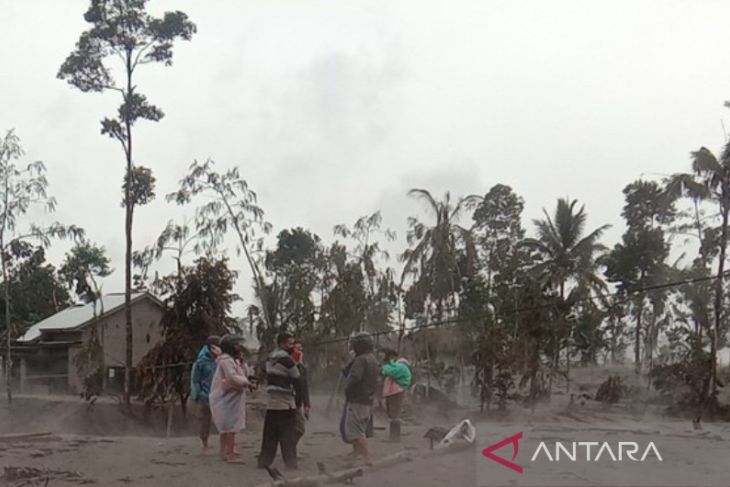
[524,198,610,299]
[523,198,610,390]
[401,189,482,319]
[665,143,730,398]
[400,189,481,396]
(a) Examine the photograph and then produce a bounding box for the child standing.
[381,350,412,442]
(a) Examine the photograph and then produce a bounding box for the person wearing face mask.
[190,336,222,453]
[258,332,302,470]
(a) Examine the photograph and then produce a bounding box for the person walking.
[340,332,379,464]
[190,335,221,453]
[209,335,252,463]
[258,332,302,470]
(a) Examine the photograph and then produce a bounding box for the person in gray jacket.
[339,332,379,464]
[258,332,302,470]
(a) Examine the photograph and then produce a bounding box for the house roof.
[17,292,162,344]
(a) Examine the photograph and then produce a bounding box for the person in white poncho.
[209,335,253,463]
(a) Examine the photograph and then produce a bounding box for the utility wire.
[121,269,728,371]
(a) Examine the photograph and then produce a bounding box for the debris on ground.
[437,419,476,448]
[2,466,93,486]
[595,375,624,404]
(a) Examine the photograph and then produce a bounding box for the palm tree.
[400,189,481,396]
[401,189,482,318]
[523,198,610,390]
[665,144,730,399]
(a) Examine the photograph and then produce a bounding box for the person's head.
[349,332,374,356]
[277,332,295,353]
[206,335,222,357]
[383,349,398,363]
[220,334,244,359]
[292,340,304,363]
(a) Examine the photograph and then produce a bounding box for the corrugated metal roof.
[17,293,152,343]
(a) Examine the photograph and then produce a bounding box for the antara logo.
[481,433,663,474]
[481,432,524,474]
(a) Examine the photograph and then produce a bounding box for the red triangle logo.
[481,432,524,474]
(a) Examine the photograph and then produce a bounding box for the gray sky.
[3,0,730,314]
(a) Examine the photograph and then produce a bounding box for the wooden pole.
[165,398,174,438]
[325,372,343,415]
[253,441,472,487]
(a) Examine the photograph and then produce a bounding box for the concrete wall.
[67,297,164,394]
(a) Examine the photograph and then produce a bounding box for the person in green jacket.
[380,350,412,441]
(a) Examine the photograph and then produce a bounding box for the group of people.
[189,331,412,469]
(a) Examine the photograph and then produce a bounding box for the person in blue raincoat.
[190,335,221,453]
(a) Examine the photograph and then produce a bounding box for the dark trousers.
[258,409,298,469]
[294,408,306,447]
[197,403,212,444]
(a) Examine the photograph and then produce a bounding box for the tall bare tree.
[58,0,195,405]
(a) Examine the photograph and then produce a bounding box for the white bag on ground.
[438,419,476,448]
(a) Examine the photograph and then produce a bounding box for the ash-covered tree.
[605,180,676,376]
[58,0,195,405]
[60,240,113,304]
[0,130,84,405]
[334,212,398,336]
[132,218,201,296]
[138,257,237,415]
[257,228,323,345]
[0,243,69,334]
[665,142,730,400]
[523,197,609,391]
[472,184,526,302]
[168,159,272,330]
[468,184,530,410]
[401,190,481,322]
[401,190,481,394]
[60,240,113,397]
[318,242,368,341]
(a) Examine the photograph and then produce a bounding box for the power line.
[100,269,729,372]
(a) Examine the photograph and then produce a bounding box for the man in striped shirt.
[258,332,302,470]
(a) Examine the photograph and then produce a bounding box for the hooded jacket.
[381,358,412,397]
[381,358,412,388]
[190,345,217,406]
